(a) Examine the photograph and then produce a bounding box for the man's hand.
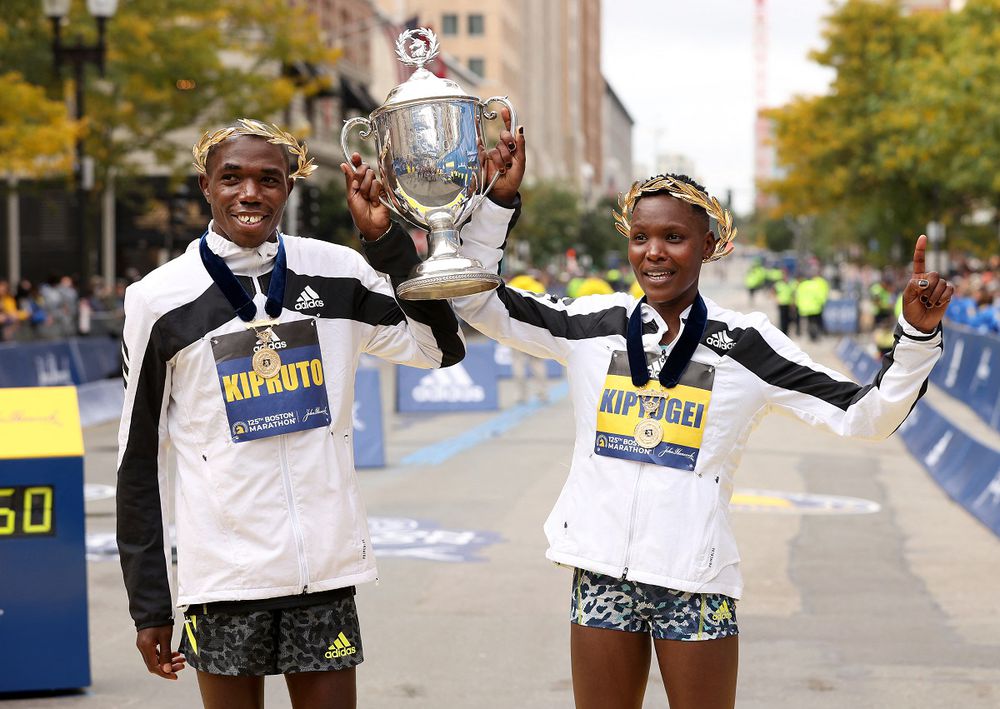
[478,107,525,206]
[341,153,392,241]
[136,625,185,680]
[901,234,954,333]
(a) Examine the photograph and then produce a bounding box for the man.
[116,119,464,708]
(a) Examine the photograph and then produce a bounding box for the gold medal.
[250,324,282,378]
[252,347,281,378]
[633,419,663,449]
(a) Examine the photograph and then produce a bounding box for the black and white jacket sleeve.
[451,198,632,362]
[116,285,175,630]
[359,225,465,368]
[729,311,942,439]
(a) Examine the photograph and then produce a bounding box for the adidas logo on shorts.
[705,330,736,351]
[295,285,324,310]
[325,631,357,658]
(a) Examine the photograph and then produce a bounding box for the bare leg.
[285,668,357,709]
[570,624,651,709]
[195,671,265,709]
[653,635,738,709]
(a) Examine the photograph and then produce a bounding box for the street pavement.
[9,266,1000,708]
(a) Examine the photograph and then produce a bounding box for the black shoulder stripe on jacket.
[497,286,630,340]
[721,320,932,413]
[117,285,234,629]
[359,228,465,366]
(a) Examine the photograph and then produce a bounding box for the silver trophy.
[341,27,516,300]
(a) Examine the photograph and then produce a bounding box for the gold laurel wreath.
[614,175,737,263]
[192,118,317,180]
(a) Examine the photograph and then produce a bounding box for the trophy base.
[396,259,502,300]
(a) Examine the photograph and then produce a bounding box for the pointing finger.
[912,234,927,275]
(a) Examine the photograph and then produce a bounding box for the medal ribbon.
[199,230,287,322]
[626,294,708,389]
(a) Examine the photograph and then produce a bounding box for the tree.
[577,195,621,269]
[0,71,78,177]
[0,0,338,189]
[761,0,989,262]
[513,182,581,265]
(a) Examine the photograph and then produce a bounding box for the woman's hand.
[901,234,953,333]
[478,107,525,206]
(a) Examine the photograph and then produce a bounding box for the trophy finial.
[395,27,440,69]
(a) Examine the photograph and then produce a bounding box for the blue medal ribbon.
[199,231,286,322]
[626,294,708,389]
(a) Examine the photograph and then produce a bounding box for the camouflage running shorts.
[570,567,738,641]
[178,595,363,675]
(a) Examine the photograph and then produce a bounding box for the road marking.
[732,489,880,515]
[401,381,569,466]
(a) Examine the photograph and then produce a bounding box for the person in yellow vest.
[870,275,895,328]
[773,269,799,336]
[506,271,549,403]
[796,271,829,342]
[744,259,767,303]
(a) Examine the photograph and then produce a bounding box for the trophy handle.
[340,116,409,222]
[465,96,518,219]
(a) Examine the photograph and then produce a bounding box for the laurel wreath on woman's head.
[614,175,737,263]
[192,118,317,180]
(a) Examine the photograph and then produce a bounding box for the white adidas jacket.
[454,200,942,599]
[117,224,464,629]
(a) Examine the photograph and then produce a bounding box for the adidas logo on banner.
[324,631,357,659]
[412,365,485,403]
[295,285,324,310]
[706,330,735,351]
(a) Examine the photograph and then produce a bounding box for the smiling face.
[627,193,716,322]
[198,135,294,248]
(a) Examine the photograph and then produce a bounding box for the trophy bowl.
[341,28,516,300]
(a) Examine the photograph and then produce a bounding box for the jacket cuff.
[136,619,174,631]
[898,313,942,342]
[360,224,421,280]
[471,194,521,249]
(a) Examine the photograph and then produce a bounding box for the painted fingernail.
[518,126,524,135]
[919,296,929,305]
[917,279,929,288]
[508,142,516,150]
[499,168,506,174]
[505,162,512,169]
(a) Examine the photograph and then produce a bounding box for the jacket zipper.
[279,423,311,592]
[620,464,644,580]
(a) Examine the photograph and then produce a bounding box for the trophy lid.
[380,28,472,108]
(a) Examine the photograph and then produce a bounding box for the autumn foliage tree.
[0,0,337,187]
[763,0,1000,262]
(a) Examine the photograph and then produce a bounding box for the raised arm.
[342,154,465,368]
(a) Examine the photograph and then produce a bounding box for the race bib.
[211,319,331,443]
[594,350,714,471]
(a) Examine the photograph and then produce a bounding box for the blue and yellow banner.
[211,319,330,443]
[594,352,714,471]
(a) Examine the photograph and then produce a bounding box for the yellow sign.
[0,387,84,459]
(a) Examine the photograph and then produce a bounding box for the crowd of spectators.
[942,253,1000,334]
[0,275,127,343]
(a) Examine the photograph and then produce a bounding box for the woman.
[451,122,950,708]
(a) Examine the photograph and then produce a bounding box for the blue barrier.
[822,298,859,334]
[0,337,120,388]
[396,344,498,412]
[929,324,1000,434]
[353,368,385,468]
[839,337,1000,538]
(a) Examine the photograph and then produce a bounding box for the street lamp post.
[42,0,118,284]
